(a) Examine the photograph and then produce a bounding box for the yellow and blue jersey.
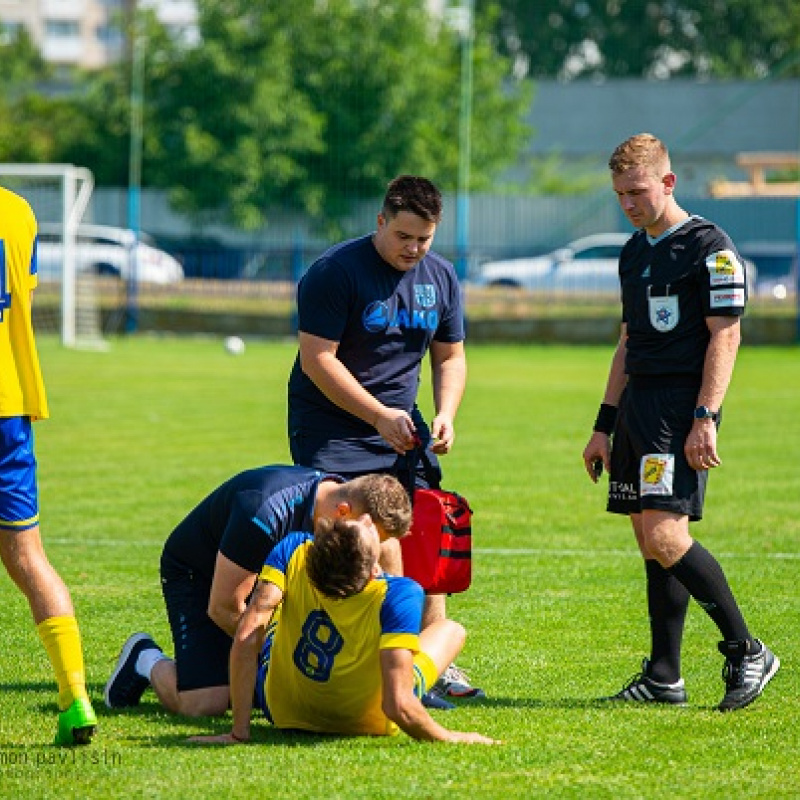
[258,532,424,736]
[0,186,48,420]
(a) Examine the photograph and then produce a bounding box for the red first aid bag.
[400,488,472,595]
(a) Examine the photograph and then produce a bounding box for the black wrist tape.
[593,403,617,434]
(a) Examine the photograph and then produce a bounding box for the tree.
[1,2,531,228]
[0,25,49,88]
[486,0,800,80]
[140,0,531,228]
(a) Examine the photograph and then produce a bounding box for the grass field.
[1,337,798,799]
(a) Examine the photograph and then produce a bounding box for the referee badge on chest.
[647,284,679,332]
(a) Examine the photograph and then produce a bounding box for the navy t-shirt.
[162,465,339,576]
[287,234,464,472]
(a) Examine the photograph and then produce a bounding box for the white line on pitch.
[475,548,800,559]
[45,539,800,560]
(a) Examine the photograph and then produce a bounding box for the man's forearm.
[432,356,466,419]
[698,320,740,410]
[305,351,385,426]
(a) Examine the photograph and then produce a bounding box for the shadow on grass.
[133,726,391,748]
[443,695,712,712]
[1,684,706,750]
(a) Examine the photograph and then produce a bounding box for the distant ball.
[224,335,246,355]
[773,283,787,301]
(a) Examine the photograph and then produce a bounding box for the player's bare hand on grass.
[447,731,503,745]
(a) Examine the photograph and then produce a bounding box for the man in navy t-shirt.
[288,175,465,478]
[287,176,480,701]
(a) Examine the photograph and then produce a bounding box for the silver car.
[36,224,184,285]
[474,231,757,297]
[473,233,631,294]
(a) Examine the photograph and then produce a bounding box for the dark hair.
[381,175,442,224]
[307,517,375,599]
[340,474,412,538]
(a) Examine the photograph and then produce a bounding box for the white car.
[36,224,184,285]
[473,233,631,294]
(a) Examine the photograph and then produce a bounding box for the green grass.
[1,337,798,799]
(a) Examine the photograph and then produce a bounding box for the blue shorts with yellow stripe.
[0,417,39,532]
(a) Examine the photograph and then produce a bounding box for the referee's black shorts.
[607,379,718,521]
[160,550,231,692]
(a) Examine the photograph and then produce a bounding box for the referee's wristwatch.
[694,405,719,422]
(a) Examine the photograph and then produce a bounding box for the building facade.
[0,0,197,69]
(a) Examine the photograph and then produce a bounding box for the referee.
[582,133,779,711]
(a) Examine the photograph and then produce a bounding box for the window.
[44,20,81,38]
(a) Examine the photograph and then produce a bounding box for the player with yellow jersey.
[0,185,97,745]
[191,515,498,744]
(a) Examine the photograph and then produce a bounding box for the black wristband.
[593,403,617,435]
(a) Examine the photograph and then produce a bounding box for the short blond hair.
[339,474,412,538]
[609,133,670,178]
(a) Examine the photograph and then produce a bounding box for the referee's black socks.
[668,541,755,652]
[645,559,690,683]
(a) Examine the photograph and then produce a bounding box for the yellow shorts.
[412,651,438,699]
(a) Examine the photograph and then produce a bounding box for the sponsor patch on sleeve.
[640,454,674,497]
[710,287,746,309]
[705,250,744,286]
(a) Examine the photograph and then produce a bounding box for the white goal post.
[0,163,102,348]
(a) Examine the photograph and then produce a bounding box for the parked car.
[472,233,632,294]
[154,235,306,282]
[36,224,184,285]
[738,241,798,300]
[474,231,758,297]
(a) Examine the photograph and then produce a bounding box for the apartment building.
[0,0,197,69]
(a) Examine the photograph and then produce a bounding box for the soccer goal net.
[0,164,106,348]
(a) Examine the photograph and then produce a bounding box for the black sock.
[645,559,690,684]
[668,541,753,648]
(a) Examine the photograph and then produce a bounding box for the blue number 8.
[0,242,11,322]
[293,610,344,682]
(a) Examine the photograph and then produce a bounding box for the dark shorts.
[160,549,231,692]
[608,382,717,521]
[0,417,39,532]
[289,408,441,490]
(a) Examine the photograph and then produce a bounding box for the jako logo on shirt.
[362,293,439,333]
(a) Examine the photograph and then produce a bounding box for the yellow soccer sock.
[36,615,90,711]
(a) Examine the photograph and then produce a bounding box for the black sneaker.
[602,658,688,705]
[717,639,780,712]
[104,633,161,708]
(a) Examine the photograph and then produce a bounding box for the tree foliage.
[0,25,49,88]
[139,0,530,228]
[486,0,800,80]
[0,2,530,229]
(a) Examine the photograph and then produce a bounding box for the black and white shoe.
[602,658,688,705]
[104,632,161,708]
[434,663,486,700]
[717,639,780,712]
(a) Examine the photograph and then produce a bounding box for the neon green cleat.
[55,697,97,746]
